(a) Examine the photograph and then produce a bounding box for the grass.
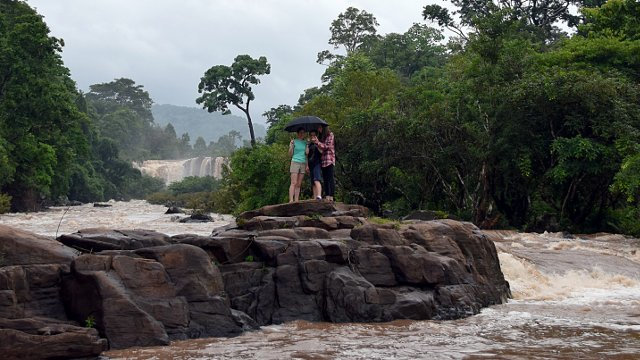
[244,255,255,262]
[368,217,403,230]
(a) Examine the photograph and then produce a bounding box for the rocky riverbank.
[0,201,510,359]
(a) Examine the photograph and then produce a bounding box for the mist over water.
[1,202,638,359]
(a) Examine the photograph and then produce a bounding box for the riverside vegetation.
[2,0,640,238]
[0,1,247,212]
[206,1,640,236]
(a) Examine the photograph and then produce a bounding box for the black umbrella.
[284,116,328,132]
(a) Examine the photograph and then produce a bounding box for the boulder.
[258,227,330,240]
[0,225,77,266]
[179,213,213,223]
[237,200,369,221]
[58,228,170,252]
[0,225,108,359]
[350,224,407,246]
[164,206,184,214]
[61,244,243,349]
[0,318,107,359]
[93,203,112,208]
[239,216,300,231]
[353,247,397,286]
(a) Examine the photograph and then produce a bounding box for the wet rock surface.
[0,225,107,359]
[0,201,509,358]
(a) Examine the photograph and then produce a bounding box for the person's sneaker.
[316,196,322,201]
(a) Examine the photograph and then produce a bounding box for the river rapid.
[1,201,638,359]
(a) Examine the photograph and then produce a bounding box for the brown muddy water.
[2,201,638,359]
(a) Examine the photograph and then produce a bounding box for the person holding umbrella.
[312,125,335,202]
[288,128,308,203]
[285,116,329,202]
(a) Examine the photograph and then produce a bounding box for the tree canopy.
[196,55,271,147]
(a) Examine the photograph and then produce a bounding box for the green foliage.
[219,144,290,213]
[84,315,96,328]
[0,0,96,210]
[0,193,11,214]
[327,7,379,53]
[197,55,271,146]
[244,255,255,262]
[168,176,220,195]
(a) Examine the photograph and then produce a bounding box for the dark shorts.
[310,163,322,182]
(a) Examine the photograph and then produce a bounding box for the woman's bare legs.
[313,181,322,199]
[289,173,298,203]
[294,173,305,201]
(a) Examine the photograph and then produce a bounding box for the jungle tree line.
[216,0,640,235]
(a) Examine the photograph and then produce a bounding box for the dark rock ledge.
[0,201,510,359]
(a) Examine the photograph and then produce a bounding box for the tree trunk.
[244,102,256,147]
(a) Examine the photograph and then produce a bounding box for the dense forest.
[0,0,243,211]
[214,0,640,235]
[1,0,639,236]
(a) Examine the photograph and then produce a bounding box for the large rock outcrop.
[61,244,246,349]
[0,225,107,359]
[173,201,511,325]
[0,201,510,358]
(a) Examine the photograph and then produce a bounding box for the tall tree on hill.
[317,7,379,65]
[196,55,270,147]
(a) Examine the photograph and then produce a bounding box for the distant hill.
[152,104,266,144]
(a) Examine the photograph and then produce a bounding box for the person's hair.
[309,130,317,136]
[296,127,305,134]
[319,126,330,141]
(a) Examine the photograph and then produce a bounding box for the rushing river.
[1,201,638,359]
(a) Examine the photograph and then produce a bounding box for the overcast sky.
[28,0,443,124]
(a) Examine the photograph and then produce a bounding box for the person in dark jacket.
[307,130,323,200]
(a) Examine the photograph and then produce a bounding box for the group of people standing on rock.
[288,125,335,203]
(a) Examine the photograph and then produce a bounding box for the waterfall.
[134,156,227,184]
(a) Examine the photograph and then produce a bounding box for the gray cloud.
[28,0,441,124]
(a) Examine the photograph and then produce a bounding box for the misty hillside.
[152,104,266,144]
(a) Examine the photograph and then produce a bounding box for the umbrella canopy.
[284,116,328,132]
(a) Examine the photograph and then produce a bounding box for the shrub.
[168,176,220,195]
[0,193,11,213]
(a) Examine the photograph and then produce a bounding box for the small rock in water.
[165,206,184,214]
[93,203,112,208]
[179,213,213,223]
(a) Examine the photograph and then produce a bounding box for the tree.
[423,1,606,42]
[86,78,154,122]
[262,105,293,126]
[0,0,94,210]
[363,23,447,78]
[317,7,379,66]
[328,7,379,53]
[193,136,208,156]
[196,55,270,147]
[209,130,242,157]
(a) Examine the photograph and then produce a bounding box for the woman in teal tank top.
[288,128,309,202]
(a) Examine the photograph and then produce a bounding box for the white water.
[1,202,638,358]
[0,200,232,237]
[134,156,227,184]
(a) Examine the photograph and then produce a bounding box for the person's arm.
[288,139,294,157]
[305,143,310,155]
[316,133,333,152]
